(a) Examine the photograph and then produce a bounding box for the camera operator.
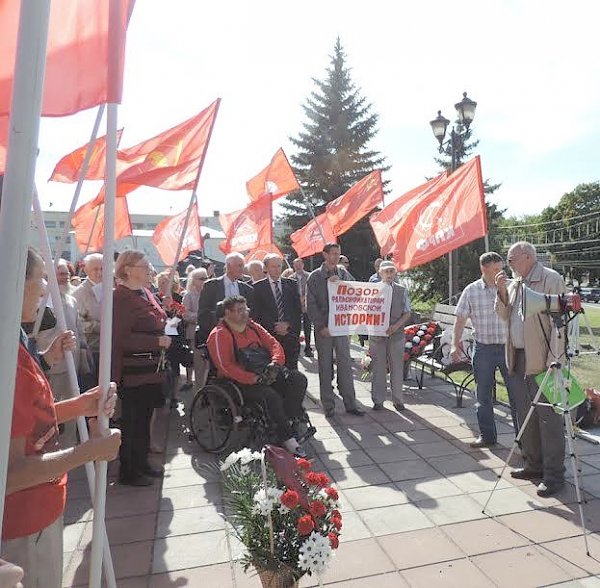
[495,241,566,497]
[207,295,308,457]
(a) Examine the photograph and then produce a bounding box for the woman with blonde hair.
[112,250,171,485]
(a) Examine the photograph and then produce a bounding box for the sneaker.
[346,408,365,417]
[304,348,314,358]
[469,437,497,448]
[536,481,564,497]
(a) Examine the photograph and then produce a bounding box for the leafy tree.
[407,116,504,302]
[278,38,389,279]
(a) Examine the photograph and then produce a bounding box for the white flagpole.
[32,190,117,587]
[0,0,51,540]
[89,100,118,588]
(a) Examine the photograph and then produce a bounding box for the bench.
[409,303,475,407]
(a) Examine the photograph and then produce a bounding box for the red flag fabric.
[49,129,124,183]
[246,148,300,202]
[291,213,336,259]
[114,99,220,192]
[244,243,284,263]
[0,115,7,174]
[72,191,132,252]
[389,156,487,271]
[152,202,203,265]
[219,197,273,254]
[370,173,447,256]
[325,170,384,236]
[0,0,131,116]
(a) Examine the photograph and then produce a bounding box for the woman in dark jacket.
[112,251,171,486]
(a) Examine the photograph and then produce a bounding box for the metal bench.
[410,303,475,407]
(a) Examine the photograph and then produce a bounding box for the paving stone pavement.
[62,345,600,587]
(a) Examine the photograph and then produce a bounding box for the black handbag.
[168,335,194,368]
[223,322,271,375]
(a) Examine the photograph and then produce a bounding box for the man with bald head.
[196,252,254,344]
[495,241,566,497]
[73,253,103,381]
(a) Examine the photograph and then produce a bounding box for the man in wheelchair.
[206,295,311,457]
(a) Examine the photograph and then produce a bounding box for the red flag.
[244,243,284,263]
[389,156,487,271]
[325,170,384,236]
[72,191,132,252]
[0,0,132,116]
[219,197,273,254]
[246,148,300,202]
[291,213,336,259]
[152,202,203,265]
[0,115,7,174]
[114,99,220,192]
[370,173,447,256]
[49,129,124,183]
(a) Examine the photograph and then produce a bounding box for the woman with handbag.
[182,267,209,390]
[112,251,171,486]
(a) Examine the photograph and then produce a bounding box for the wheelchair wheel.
[189,384,239,453]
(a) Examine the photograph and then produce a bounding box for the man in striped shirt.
[452,252,516,447]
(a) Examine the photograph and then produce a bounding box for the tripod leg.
[481,367,552,514]
[558,369,591,555]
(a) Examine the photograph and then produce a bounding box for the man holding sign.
[306,243,364,418]
[369,261,412,411]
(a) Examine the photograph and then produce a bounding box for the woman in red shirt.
[2,247,121,588]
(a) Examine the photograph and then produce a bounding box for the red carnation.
[403,352,410,361]
[297,515,315,536]
[317,473,330,488]
[296,458,311,472]
[331,515,343,530]
[305,472,321,486]
[309,500,327,518]
[280,490,299,509]
[325,487,339,501]
[331,509,341,519]
[328,532,340,549]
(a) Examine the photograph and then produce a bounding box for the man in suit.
[253,254,302,369]
[196,252,254,345]
[292,257,313,358]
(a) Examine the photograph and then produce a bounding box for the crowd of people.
[2,238,570,587]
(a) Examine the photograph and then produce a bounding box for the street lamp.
[429,91,477,302]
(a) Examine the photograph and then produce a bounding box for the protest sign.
[327,280,392,336]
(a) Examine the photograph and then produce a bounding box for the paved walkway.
[62,348,600,587]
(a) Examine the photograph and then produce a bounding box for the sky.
[35,0,600,222]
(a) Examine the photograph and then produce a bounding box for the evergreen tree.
[279,38,389,279]
[407,117,504,302]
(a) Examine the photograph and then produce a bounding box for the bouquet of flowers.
[403,321,441,361]
[359,351,372,381]
[220,446,342,587]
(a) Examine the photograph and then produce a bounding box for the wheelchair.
[188,347,317,454]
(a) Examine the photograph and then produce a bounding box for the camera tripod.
[482,312,593,556]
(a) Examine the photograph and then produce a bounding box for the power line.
[497,210,600,230]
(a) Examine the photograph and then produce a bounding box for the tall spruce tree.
[407,120,504,302]
[279,38,389,279]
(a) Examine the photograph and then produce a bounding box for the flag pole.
[0,0,51,541]
[166,98,221,292]
[83,205,102,257]
[299,186,326,243]
[89,99,118,588]
[32,189,117,588]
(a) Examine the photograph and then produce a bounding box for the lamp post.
[430,92,477,302]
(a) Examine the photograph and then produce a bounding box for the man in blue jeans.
[452,252,517,447]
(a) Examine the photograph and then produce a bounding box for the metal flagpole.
[83,205,102,257]
[89,100,118,588]
[32,189,117,587]
[0,0,51,540]
[166,98,221,293]
[31,106,106,340]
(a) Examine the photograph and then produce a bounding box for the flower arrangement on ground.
[403,321,441,361]
[220,445,342,587]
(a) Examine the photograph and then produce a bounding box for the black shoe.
[179,382,193,391]
[469,437,497,448]
[346,408,365,417]
[510,468,542,481]
[119,474,154,487]
[372,403,384,411]
[304,348,314,358]
[393,402,405,412]
[143,465,165,478]
[536,481,564,497]
[325,409,335,418]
